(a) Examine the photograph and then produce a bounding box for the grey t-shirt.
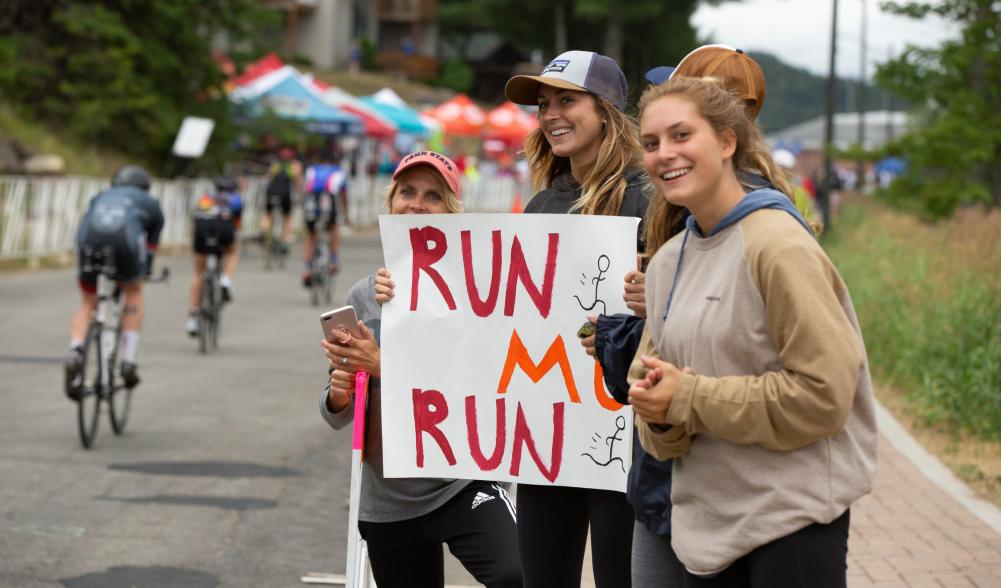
[318,274,471,523]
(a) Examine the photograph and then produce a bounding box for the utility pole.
[822,0,839,230]
[857,0,867,191]
[885,45,895,143]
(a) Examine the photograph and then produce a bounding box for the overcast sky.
[691,0,961,79]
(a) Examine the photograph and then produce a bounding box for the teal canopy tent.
[359,96,428,137]
[230,66,363,135]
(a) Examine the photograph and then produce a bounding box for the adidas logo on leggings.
[471,491,495,510]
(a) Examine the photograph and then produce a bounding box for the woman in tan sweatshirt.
[627,76,878,587]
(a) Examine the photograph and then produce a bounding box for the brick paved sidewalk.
[847,436,1001,587]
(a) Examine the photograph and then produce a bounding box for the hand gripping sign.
[378,213,638,491]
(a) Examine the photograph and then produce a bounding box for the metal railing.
[0,173,527,263]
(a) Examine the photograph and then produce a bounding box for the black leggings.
[358,481,522,588]
[516,484,633,588]
[682,510,851,588]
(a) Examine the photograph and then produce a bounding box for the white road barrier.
[0,173,526,263]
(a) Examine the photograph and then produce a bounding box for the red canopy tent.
[228,53,285,90]
[482,101,538,147]
[423,94,486,137]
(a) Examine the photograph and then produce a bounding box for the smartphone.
[321,306,363,341]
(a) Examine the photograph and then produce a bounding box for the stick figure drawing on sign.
[582,415,626,473]
[574,254,609,316]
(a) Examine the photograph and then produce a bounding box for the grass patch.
[0,101,129,176]
[825,197,1001,502]
[879,383,1001,506]
[826,197,1001,440]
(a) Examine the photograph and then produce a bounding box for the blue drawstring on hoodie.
[662,188,815,321]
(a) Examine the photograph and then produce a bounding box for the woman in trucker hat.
[504,50,649,588]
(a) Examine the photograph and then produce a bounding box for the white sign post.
[171,116,215,158]
[378,213,638,492]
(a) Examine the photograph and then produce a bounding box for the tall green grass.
[0,101,127,176]
[825,198,1001,440]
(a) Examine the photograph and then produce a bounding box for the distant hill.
[751,52,896,133]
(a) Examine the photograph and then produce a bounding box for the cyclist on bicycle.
[261,147,301,252]
[66,165,164,398]
[301,151,348,286]
[186,175,243,336]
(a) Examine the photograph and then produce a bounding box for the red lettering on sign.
[412,388,456,467]
[461,229,502,317]
[509,401,564,482]
[410,226,455,311]
[504,233,559,318]
[466,396,505,470]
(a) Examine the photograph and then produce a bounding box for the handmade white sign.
[379,213,638,491]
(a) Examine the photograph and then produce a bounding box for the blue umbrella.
[875,156,906,175]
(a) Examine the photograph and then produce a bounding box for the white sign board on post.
[171,116,215,158]
[379,213,638,492]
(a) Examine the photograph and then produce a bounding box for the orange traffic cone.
[510,192,523,213]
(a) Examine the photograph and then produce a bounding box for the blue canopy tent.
[230,66,363,135]
[359,96,428,137]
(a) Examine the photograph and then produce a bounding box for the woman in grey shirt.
[319,151,522,588]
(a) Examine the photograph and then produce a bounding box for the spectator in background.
[773,148,818,223]
[349,39,362,75]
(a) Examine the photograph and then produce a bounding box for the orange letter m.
[496,330,580,403]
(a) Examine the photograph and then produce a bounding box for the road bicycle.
[305,193,336,307]
[197,235,225,354]
[73,245,168,449]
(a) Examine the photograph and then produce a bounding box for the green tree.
[874,0,1001,217]
[0,0,278,171]
[437,0,707,100]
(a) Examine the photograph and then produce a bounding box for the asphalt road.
[0,229,479,587]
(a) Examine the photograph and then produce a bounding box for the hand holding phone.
[321,306,363,342]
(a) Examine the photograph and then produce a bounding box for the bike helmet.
[213,175,238,192]
[112,165,152,191]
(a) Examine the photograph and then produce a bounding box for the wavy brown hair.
[524,94,643,217]
[638,76,819,256]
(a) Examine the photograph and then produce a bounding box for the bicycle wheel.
[277,241,287,269]
[199,273,215,354]
[108,324,131,435]
[323,267,334,305]
[76,321,102,449]
[211,290,221,350]
[263,232,274,270]
[310,269,322,306]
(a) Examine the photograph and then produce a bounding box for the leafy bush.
[825,198,1001,439]
[436,59,474,94]
[0,1,278,169]
[358,36,378,71]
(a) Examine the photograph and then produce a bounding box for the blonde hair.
[385,164,462,213]
[524,94,644,217]
[638,76,820,256]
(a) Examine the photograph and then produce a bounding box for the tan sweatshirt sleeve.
[630,321,694,460]
[664,226,865,451]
